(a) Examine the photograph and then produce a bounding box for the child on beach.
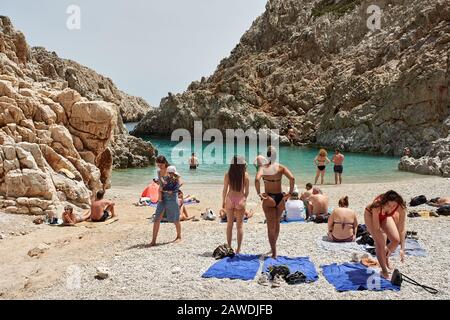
[158,166,181,202]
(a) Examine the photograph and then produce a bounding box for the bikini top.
[365,196,400,222]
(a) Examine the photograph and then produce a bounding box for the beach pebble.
[171,267,181,274]
[0,234,4,240]
[28,243,50,258]
[95,267,109,280]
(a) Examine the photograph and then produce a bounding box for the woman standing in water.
[222,155,250,254]
[364,190,407,279]
[150,156,183,246]
[255,146,295,258]
[314,149,331,185]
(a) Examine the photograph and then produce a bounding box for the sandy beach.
[1,176,449,300]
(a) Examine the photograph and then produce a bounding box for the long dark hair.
[156,155,170,167]
[228,155,246,192]
[369,190,406,210]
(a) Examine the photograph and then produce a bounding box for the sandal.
[286,271,307,285]
[272,274,283,288]
[257,273,270,286]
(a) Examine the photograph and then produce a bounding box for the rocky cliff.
[133,0,450,177]
[0,16,155,215]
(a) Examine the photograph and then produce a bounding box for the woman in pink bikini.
[222,155,250,254]
[364,190,407,279]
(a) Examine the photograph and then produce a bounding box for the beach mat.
[364,238,427,257]
[263,256,319,282]
[281,218,305,224]
[202,254,261,281]
[77,218,119,228]
[321,262,400,292]
[143,199,199,208]
[317,236,366,253]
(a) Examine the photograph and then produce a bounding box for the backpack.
[212,244,235,260]
[409,195,427,207]
[437,205,450,216]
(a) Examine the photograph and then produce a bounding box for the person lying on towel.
[62,205,91,226]
[327,196,358,242]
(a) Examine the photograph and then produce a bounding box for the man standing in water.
[188,153,199,170]
[332,149,345,185]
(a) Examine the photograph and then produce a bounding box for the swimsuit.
[189,164,198,170]
[317,165,326,171]
[267,193,285,206]
[330,221,355,242]
[334,165,343,173]
[365,201,400,223]
[225,194,246,210]
[93,210,110,222]
[331,234,354,242]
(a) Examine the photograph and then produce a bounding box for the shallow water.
[112,131,424,187]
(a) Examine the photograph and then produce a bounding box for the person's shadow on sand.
[127,241,174,250]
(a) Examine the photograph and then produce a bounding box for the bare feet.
[173,237,182,244]
[380,270,390,280]
[149,241,156,247]
[236,249,241,255]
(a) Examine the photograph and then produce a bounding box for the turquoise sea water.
[113,124,422,187]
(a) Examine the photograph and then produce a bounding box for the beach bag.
[212,244,235,260]
[391,269,438,294]
[314,214,329,224]
[202,208,216,221]
[356,224,367,238]
[437,205,450,216]
[409,195,427,207]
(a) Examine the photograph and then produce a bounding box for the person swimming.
[189,153,199,170]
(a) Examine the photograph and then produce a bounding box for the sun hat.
[167,166,180,176]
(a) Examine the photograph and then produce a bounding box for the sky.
[0,0,266,107]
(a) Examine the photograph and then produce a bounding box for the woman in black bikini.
[255,146,295,258]
[314,149,331,185]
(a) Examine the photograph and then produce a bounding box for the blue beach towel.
[395,238,427,257]
[321,262,400,292]
[145,199,199,208]
[263,256,319,282]
[202,254,261,281]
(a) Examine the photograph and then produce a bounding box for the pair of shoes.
[407,211,420,218]
[286,271,306,285]
[271,274,284,288]
[406,231,418,240]
[257,273,270,286]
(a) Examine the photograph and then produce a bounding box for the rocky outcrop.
[133,0,450,177]
[111,134,157,169]
[0,16,155,214]
[31,47,150,123]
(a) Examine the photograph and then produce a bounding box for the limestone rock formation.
[133,0,450,177]
[0,16,155,214]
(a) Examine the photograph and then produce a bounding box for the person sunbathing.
[327,196,357,242]
[90,190,117,222]
[428,197,450,207]
[62,205,91,226]
[219,208,254,222]
[284,192,306,221]
[178,191,196,221]
[307,187,329,219]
